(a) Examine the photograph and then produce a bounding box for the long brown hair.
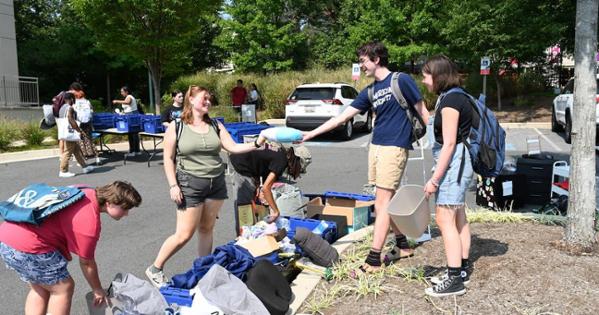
[181,85,212,125]
[96,181,142,210]
[422,54,462,94]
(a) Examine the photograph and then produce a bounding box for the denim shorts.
[177,171,228,210]
[431,142,473,206]
[0,242,70,285]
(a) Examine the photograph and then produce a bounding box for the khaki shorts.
[368,144,409,190]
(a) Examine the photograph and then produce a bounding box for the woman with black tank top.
[421,55,474,297]
[145,85,268,288]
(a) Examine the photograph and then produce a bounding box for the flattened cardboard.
[239,235,279,257]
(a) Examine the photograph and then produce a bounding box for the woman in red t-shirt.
[0,181,142,315]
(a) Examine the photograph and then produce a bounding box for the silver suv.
[284,82,372,140]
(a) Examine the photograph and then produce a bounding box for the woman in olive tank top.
[145,85,268,288]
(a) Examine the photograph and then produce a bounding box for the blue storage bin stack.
[92,113,116,130]
[323,191,375,201]
[159,286,193,307]
[286,216,337,244]
[142,115,165,133]
[224,122,271,143]
[115,114,143,132]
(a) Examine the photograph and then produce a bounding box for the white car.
[285,83,372,140]
[552,75,599,143]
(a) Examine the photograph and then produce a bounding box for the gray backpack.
[367,72,426,142]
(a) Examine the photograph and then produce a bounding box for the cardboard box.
[238,235,279,257]
[306,197,373,233]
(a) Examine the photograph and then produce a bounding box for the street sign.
[480,57,491,75]
[352,63,360,81]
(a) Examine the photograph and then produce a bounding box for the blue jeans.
[431,142,473,206]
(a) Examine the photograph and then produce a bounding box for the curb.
[500,122,551,129]
[289,225,374,314]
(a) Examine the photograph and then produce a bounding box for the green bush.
[0,119,20,152]
[21,122,47,146]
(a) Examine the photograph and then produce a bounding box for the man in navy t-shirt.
[303,41,430,272]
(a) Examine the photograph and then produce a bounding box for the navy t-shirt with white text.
[351,72,423,149]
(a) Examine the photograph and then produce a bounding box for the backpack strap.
[210,118,221,138]
[367,84,374,105]
[389,72,409,110]
[174,119,183,163]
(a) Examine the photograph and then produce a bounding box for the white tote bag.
[56,117,81,142]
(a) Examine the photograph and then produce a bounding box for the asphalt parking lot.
[0,125,591,313]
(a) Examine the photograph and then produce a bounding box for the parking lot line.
[534,128,562,152]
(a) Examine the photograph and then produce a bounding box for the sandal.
[349,263,382,279]
[382,246,414,265]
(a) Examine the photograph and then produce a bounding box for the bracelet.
[253,138,261,148]
[429,178,440,187]
[169,184,178,189]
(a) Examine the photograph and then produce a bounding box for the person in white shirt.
[247,83,261,110]
[112,86,141,156]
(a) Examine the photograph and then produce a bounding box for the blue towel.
[0,184,85,225]
[171,244,255,289]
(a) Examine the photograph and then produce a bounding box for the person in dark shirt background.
[161,90,184,126]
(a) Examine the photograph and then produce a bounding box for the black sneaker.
[425,274,466,297]
[430,267,471,286]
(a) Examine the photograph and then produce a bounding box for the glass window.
[289,88,336,100]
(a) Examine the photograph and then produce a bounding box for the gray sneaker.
[145,266,170,288]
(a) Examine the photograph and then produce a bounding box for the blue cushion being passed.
[260,127,303,143]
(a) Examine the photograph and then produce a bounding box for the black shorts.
[176,171,228,210]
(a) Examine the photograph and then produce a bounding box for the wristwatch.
[253,138,261,148]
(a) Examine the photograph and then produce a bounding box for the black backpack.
[244,260,293,315]
[367,72,426,143]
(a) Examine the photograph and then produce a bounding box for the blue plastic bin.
[324,191,375,201]
[92,113,116,130]
[214,116,225,124]
[286,216,337,244]
[225,123,271,143]
[159,286,193,307]
[142,115,165,133]
[115,114,142,132]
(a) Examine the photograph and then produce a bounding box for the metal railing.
[0,75,39,107]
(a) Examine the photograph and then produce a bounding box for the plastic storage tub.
[324,191,375,201]
[92,113,116,130]
[386,185,430,238]
[285,216,337,243]
[159,286,193,307]
[142,115,165,133]
[115,114,143,132]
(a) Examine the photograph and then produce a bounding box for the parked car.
[285,83,372,140]
[552,74,599,143]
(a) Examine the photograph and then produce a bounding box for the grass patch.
[21,122,47,146]
[0,118,21,152]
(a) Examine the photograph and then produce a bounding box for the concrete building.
[0,0,19,78]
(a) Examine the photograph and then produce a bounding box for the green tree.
[217,0,309,73]
[15,0,144,103]
[441,0,572,108]
[309,0,443,71]
[71,0,221,113]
